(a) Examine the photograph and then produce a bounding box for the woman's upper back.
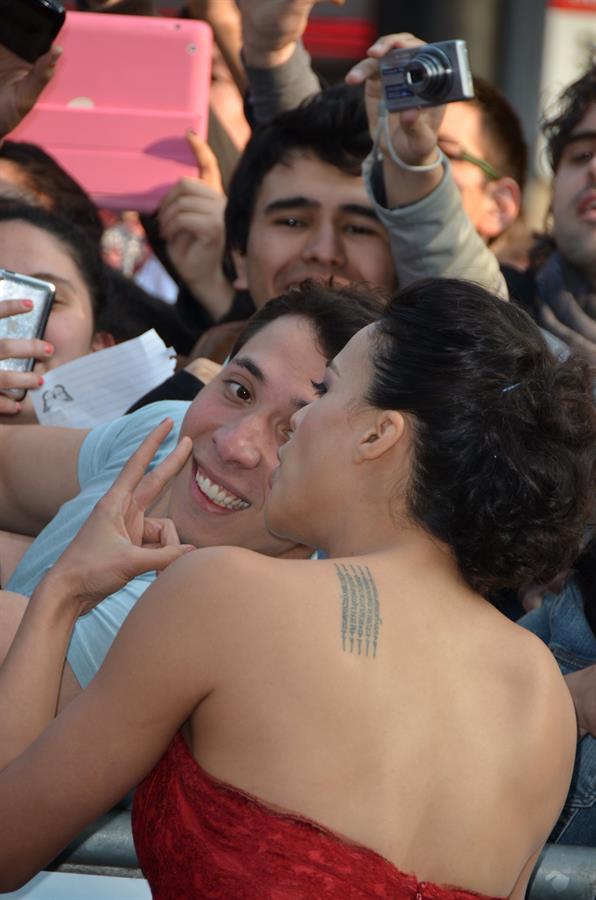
[174,545,575,898]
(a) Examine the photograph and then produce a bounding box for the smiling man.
[224,84,395,307]
[0,283,382,710]
[171,81,396,348]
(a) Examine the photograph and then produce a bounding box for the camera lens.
[405,47,453,101]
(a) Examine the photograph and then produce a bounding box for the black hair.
[0,141,103,244]
[472,76,528,190]
[367,278,596,596]
[98,266,196,351]
[543,65,596,172]
[225,82,371,255]
[231,279,386,362]
[0,200,106,323]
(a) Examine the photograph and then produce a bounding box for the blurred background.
[64,0,596,228]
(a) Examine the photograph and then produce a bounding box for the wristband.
[376,99,445,174]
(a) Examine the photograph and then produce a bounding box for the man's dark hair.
[472,76,528,189]
[231,279,386,362]
[543,65,596,172]
[225,83,371,255]
[0,141,103,244]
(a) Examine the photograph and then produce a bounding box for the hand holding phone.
[0,0,65,65]
[0,271,55,414]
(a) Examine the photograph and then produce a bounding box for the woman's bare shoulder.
[150,546,322,621]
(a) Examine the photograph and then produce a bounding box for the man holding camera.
[239,1,524,280]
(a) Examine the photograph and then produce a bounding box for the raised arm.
[346,33,508,297]
[238,0,335,123]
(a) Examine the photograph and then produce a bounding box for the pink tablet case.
[10,11,212,211]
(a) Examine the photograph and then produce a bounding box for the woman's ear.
[355,410,406,462]
[91,331,116,352]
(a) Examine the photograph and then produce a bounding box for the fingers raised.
[108,418,177,501]
[133,435,193,511]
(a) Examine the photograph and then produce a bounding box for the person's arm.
[238,0,334,124]
[0,420,207,890]
[0,425,88,536]
[188,0,246,94]
[346,33,508,298]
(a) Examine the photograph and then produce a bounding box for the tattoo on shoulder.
[335,563,382,658]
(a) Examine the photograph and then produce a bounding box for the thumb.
[186,130,224,194]
[29,45,62,92]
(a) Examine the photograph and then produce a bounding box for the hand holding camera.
[347,33,472,206]
[347,34,446,162]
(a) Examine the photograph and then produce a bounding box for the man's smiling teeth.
[195,469,250,510]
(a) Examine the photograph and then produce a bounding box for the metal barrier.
[48,813,596,896]
[528,847,596,900]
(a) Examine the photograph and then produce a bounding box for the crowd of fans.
[0,0,594,896]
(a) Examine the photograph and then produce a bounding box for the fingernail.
[22,299,34,310]
[368,41,382,51]
[38,375,44,386]
[44,343,54,355]
[14,402,21,413]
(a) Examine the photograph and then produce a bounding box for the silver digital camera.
[380,40,474,112]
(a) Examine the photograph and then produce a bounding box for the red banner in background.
[303,18,377,60]
[547,0,596,11]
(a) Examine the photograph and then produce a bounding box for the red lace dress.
[132,732,505,900]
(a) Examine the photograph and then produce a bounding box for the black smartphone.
[0,268,55,400]
[0,0,65,64]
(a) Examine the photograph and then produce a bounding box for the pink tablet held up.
[10,11,212,212]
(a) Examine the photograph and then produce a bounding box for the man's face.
[439,102,502,240]
[232,151,395,306]
[165,314,326,556]
[552,103,596,283]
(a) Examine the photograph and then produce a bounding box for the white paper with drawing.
[31,330,176,428]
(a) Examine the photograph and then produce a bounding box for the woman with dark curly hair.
[0,279,594,899]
